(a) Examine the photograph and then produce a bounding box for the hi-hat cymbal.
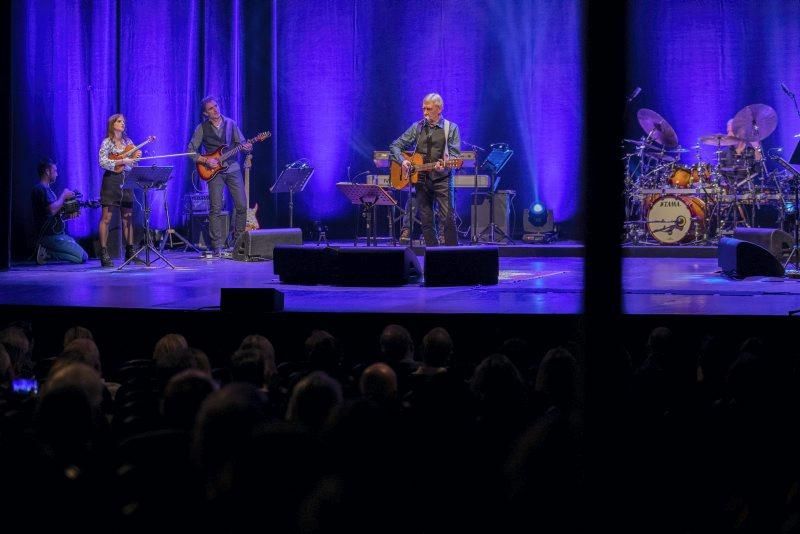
[698,133,742,146]
[731,103,778,142]
[637,108,678,148]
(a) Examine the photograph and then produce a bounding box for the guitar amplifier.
[184,193,210,214]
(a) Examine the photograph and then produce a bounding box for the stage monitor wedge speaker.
[424,246,499,286]
[272,246,421,286]
[233,228,303,261]
[336,247,421,286]
[221,288,284,313]
[733,227,792,260]
[718,236,785,279]
[273,246,339,284]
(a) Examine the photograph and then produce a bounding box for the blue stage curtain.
[11,0,268,254]
[627,0,800,163]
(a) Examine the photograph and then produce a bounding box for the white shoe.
[36,245,48,265]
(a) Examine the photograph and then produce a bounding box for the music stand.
[477,143,514,244]
[118,166,175,270]
[271,163,314,228]
[336,182,397,246]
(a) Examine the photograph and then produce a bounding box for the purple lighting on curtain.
[627,0,800,164]
[490,1,583,222]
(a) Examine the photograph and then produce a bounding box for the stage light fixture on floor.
[523,200,557,243]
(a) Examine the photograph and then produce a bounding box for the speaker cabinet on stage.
[733,227,792,260]
[273,246,421,286]
[232,228,303,261]
[424,246,499,286]
[273,246,339,284]
[220,288,284,312]
[718,236,785,279]
[336,247,421,286]
[471,191,512,240]
[190,211,229,250]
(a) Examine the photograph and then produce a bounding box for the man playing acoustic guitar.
[390,93,461,246]
[188,96,252,258]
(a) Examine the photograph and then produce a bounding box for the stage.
[2,241,799,316]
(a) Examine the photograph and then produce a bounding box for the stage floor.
[3,244,800,316]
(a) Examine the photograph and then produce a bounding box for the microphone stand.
[464,141,486,244]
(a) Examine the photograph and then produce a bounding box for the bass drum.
[645,195,705,244]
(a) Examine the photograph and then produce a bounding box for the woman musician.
[97,113,143,267]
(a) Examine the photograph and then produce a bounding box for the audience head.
[286,371,343,433]
[59,338,102,375]
[379,324,415,363]
[359,363,397,403]
[62,326,94,349]
[237,334,277,382]
[163,369,218,431]
[153,333,189,363]
[535,347,577,410]
[421,327,453,368]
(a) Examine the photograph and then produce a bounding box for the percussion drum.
[645,194,705,244]
[691,163,712,184]
[668,165,693,188]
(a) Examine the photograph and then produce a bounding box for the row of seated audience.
[1,321,800,532]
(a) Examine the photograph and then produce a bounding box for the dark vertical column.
[1,0,12,269]
[583,0,628,530]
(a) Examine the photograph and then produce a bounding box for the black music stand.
[477,143,514,244]
[118,166,175,270]
[271,162,314,228]
[336,182,397,246]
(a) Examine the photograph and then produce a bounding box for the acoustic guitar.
[389,152,463,189]
[196,131,271,182]
[244,154,259,231]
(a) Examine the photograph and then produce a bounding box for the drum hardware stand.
[158,183,200,253]
[772,155,800,274]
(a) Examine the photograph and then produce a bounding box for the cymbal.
[731,103,778,142]
[623,138,658,150]
[637,108,678,148]
[643,151,675,162]
[698,133,742,146]
[667,147,689,153]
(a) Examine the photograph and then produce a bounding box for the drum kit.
[623,104,792,245]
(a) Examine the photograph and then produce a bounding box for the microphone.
[627,87,642,102]
[782,83,794,98]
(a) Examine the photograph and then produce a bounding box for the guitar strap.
[225,118,234,146]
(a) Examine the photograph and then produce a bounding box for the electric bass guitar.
[196,131,271,182]
[244,154,259,231]
[109,135,156,173]
[389,152,463,189]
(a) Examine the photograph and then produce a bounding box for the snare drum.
[645,195,705,244]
